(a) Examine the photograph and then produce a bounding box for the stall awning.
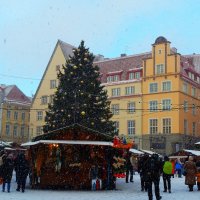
[183,149,200,156]
[140,149,162,157]
[195,141,200,145]
[21,140,113,147]
[129,148,144,154]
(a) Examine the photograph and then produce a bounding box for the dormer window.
[106,71,123,83]
[128,70,141,80]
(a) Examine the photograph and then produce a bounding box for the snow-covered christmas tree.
[43,41,115,136]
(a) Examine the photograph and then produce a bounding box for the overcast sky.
[1,0,200,97]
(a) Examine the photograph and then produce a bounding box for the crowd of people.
[125,152,200,200]
[0,150,29,193]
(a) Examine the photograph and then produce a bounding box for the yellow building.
[30,37,200,154]
[142,36,200,154]
[29,40,74,138]
[0,84,31,143]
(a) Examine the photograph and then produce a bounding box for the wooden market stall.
[22,124,116,190]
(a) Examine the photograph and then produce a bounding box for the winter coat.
[175,161,182,170]
[15,153,30,181]
[184,160,197,185]
[1,157,14,182]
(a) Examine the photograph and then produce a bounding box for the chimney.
[121,53,127,57]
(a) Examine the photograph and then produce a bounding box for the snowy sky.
[1,0,200,97]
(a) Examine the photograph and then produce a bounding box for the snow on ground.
[1,173,200,200]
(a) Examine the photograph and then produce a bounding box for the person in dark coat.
[138,154,149,191]
[162,156,171,193]
[184,156,197,192]
[125,151,133,183]
[1,154,14,193]
[15,153,30,193]
[144,154,162,200]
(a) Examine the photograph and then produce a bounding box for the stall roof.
[21,140,113,147]
[195,141,200,145]
[129,148,144,154]
[140,149,162,157]
[183,149,200,156]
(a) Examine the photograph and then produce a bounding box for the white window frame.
[37,111,43,121]
[135,72,141,79]
[125,86,135,95]
[21,125,25,137]
[192,104,196,115]
[50,80,57,89]
[111,88,120,97]
[21,112,25,121]
[162,81,171,92]
[149,83,158,93]
[128,120,135,135]
[13,124,18,137]
[41,96,48,105]
[111,104,120,115]
[36,126,43,136]
[149,100,158,112]
[162,99,171,111]
[184,101,188,112]
[155,64,165,74]
[149,119,158,134]
[7,110,11,119]
[183,82,188,93]
[127,102,136,114]
[191,87,196,97]
[128,72,134,80]
[14,111,18,120]
[163,118,171,134]
[114,121,119,134]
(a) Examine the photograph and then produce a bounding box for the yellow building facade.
[30,37,200,154]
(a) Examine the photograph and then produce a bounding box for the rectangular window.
[13,124,18,137]
[128,72,134,80]
[36,126,43,136]
[21,112,25,121]
[21,125,25,137]
[149,119,158,134]
[41,96,48,105]
[7,110,11,120]
[192,104,196,115]
[6,123,10,135]
[155,64,165,74]
[184,101,188,112]
[127,102,136,114]
[113,121,119,134]
[162,81,171,92]
[107,75,119,82]
[162,99,171,110]
[192,122,196,136]
[184,119,188,134]
[111,88,120,97]
[135,72,141,79]
[37,111,43,121]
[183,83,188,93]
[125,86,135,95]
[191,87,196,97]
[50,80,57,89]
[111,104,119,115]
[149,101,158,112]
[163,118,171,134]
[128,120,135,135]
[14,111,18,120]
[149,83,158,93]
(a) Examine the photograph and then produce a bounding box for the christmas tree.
[43,41,115,136]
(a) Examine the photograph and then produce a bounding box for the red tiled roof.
[94,53,151,83]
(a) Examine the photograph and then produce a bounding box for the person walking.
[184,156,197,192]
[175,158,183,178]
[1,154,14,193]
[162,156,172,193]
[16,153,30,193]
[125,151,133,183]
[144,154,162,200]
[138,154,149,191]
